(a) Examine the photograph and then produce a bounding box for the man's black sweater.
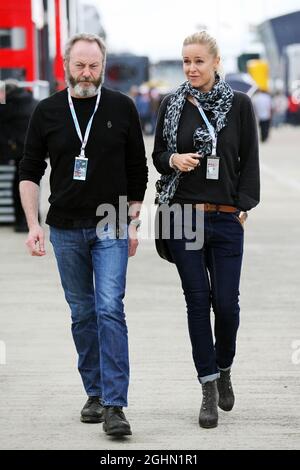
[19,87,148,228]
[152,91,260,211]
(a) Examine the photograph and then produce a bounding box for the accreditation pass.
[73,156,88,181]
[206,155,220,180]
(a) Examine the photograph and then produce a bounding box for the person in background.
[287,94,300,126]
[153,31,260,429]
[19,33,148,438]
[252,88,273,142]
[0,80,38,231]
[0,81,5,104]
[272,91,288,128]
[149,87,161,134]
[134,86,152,134]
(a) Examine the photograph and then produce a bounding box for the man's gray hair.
[64,32,107,73]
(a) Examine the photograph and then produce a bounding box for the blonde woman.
[153,32,260,428]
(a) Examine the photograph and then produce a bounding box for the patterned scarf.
[156,74,234,204]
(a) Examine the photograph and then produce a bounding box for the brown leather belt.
[193,203,237,213]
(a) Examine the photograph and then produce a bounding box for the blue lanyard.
[67,88,101,158]
[192,98,217,156]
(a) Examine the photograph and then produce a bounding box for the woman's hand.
[172,153,202,172]
[238,211,248,225]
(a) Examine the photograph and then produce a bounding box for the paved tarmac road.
[0,127,300,450]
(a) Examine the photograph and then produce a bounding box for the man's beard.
[66,67,102,98]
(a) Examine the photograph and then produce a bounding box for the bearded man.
[19,33,148,438]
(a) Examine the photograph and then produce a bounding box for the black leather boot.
[217,369,235,411]
[199,380,219,428]
[103,406,132,436]
[80,396,104,423]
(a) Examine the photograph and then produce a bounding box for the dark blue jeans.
[166,209,244,384]
[50,224,129,407]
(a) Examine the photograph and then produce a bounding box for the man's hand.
[26,224,46,257]
[128,224,139,257]
[128,200,143,257]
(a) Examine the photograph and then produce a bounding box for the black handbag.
[154,204,174,263]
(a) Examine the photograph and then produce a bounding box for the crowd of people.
[129,83,300,144]
[128,84,162,135]
[251,87,300,143]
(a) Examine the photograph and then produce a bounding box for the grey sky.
[83,0,300,70]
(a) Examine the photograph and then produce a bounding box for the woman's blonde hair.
[183,31,220,58]
[183,31,221,73]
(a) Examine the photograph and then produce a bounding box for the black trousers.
[259,119,271,142]
[166,209,244,383]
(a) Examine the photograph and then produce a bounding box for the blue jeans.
[49,225,129,407]
[166,209,244,384]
